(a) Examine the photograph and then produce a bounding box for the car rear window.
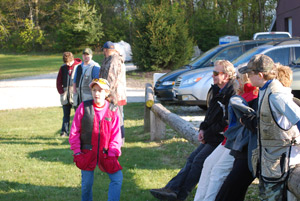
[255,34,291,40]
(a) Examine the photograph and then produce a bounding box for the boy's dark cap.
[103,41,115,50]
[82,48,93,55]
[239,54,275,74]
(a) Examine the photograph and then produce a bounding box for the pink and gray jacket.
[69,100,122,173]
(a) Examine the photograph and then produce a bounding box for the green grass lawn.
[0,103,196,201]
[0,104,260,201]
[0,54,104,80]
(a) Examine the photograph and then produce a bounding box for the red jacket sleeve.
[56,67,64,94]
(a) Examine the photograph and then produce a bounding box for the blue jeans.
[81,170,123,201]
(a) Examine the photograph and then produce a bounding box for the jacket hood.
[74,58,82,66]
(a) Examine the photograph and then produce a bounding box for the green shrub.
[132,2,194,71]
[8,19,44,53]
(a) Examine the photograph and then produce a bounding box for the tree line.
[0,0,277,71]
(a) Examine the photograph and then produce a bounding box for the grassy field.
[0,54,104,80]
[0,103,194,201]
[0,53,259,200]
[0,103,259,201]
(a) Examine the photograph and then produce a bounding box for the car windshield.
[232,46,271,66]
[190,46,222,68]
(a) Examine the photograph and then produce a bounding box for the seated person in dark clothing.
[150,60,237,201]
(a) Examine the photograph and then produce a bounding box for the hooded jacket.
[74,60,100,106]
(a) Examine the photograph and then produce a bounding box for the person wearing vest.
[69,78,123,201]
[239,54,300,201]
[73,48,100,107]
[100,41,127,144]
[56,52,82,137]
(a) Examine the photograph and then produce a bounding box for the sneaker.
[150,187,177,200]
[60,132,69,137]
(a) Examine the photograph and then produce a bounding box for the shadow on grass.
[27,136,191,170]
[0,180,81,201]
[0,170,160,201]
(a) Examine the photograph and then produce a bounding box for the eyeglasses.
[213,71,225,76]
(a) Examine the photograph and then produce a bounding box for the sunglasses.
[213,71,225,76]
[92,78,110,86]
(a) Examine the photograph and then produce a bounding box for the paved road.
[0,63,145,110]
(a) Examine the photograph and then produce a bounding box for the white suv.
[173,39,300,109]
[253,32,291,40]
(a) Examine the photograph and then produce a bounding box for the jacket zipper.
[67,73,70,101]
[97,120,101,164]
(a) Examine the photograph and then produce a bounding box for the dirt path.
[0,64,146,110]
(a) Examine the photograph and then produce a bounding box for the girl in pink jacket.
[69,78,123,201]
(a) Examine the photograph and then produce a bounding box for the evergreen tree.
[132,2,194,71]
[54,0,104,52]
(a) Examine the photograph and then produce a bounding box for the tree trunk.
[34,0,39,27]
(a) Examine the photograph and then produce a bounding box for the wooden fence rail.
[144,83,300,199]
[144,83,199,144]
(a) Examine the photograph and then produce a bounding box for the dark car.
[154,38,292,103]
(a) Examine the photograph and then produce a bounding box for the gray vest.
[258,80,297,182]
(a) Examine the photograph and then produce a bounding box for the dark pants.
[165,143,217,200]
[61,104,76,135]
[215,157,255,201]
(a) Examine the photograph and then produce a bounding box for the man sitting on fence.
[150,60,237,201]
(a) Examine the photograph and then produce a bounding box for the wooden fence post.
[150,110,166,140]
[144,83,154,133]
